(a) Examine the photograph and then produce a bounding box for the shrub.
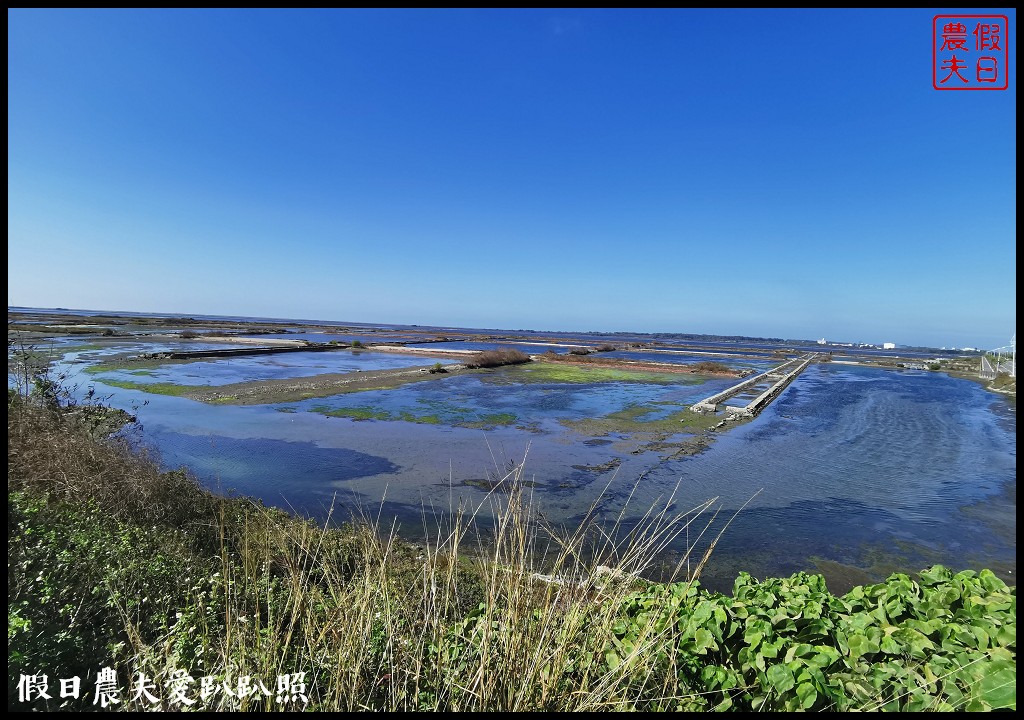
[464,348,532,369]
[351,340,364,348]
[569,348,592,356]
[692,361,729,373]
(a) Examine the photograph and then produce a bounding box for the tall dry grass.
[120,465,724,711]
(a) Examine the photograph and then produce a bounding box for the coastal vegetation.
[91,378,207,397]
[510,361,696,385]
[464,348,532,369]
[691,361,731,374]
[307,404,519,429]
[7,368,1016,712]
[563,405,728,436]
[536,351,738,378]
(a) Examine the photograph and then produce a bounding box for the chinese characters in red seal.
[934,15,1009,90]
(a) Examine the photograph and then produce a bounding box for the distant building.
[882,342,896,349]
[817,338,827,345]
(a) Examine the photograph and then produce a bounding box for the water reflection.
[32,341,1018,593]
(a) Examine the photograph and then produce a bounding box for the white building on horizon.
[817,338,827,345]
[882,342,896,349]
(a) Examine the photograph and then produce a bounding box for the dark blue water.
[612,364,1016,590]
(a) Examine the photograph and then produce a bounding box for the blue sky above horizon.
[8,8,1017,349]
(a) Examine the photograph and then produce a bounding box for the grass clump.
[93,378,206,396]
[315,405,392,421]
[465,348,532,369]
[691,361,730,374]
[511,361,691,385]
[563,406,726,435]
[308,404,514,428]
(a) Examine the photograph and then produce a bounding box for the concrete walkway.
[691,353,819,418]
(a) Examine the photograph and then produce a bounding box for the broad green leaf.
[978,663,1016,710]
[995,623,1015,646]
[880,632,903,655]
[847,633,878,659]
[920,565,952,586]
[971,624,990,650]
[766,663,795,693]
[693,627,716,654]
[744,629,764,649]
[892,627,934,659]
[795,681,817,709]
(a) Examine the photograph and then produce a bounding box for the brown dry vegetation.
[539,351,740,377]
[464,348,533,368]
[691,361,730,374]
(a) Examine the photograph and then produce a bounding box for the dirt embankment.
[186,364,469,405]
[539,355,743,377]
[365,345,479,358]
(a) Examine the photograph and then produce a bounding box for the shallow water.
[27,339,1020,594]
[90,350,456,387]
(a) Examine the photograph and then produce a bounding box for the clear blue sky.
[8,8,1017,348]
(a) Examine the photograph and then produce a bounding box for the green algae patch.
[308,404,516,428]
[457,413,518,429]
[504,361,696,385]
[83,356,184,374]
[606,405,661,422]
[564,406,726,435]
[83,363,116,375]
[54,343,105,353]
[400,411,443,424]
[94,379,208,397]
[314,406,391,421]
